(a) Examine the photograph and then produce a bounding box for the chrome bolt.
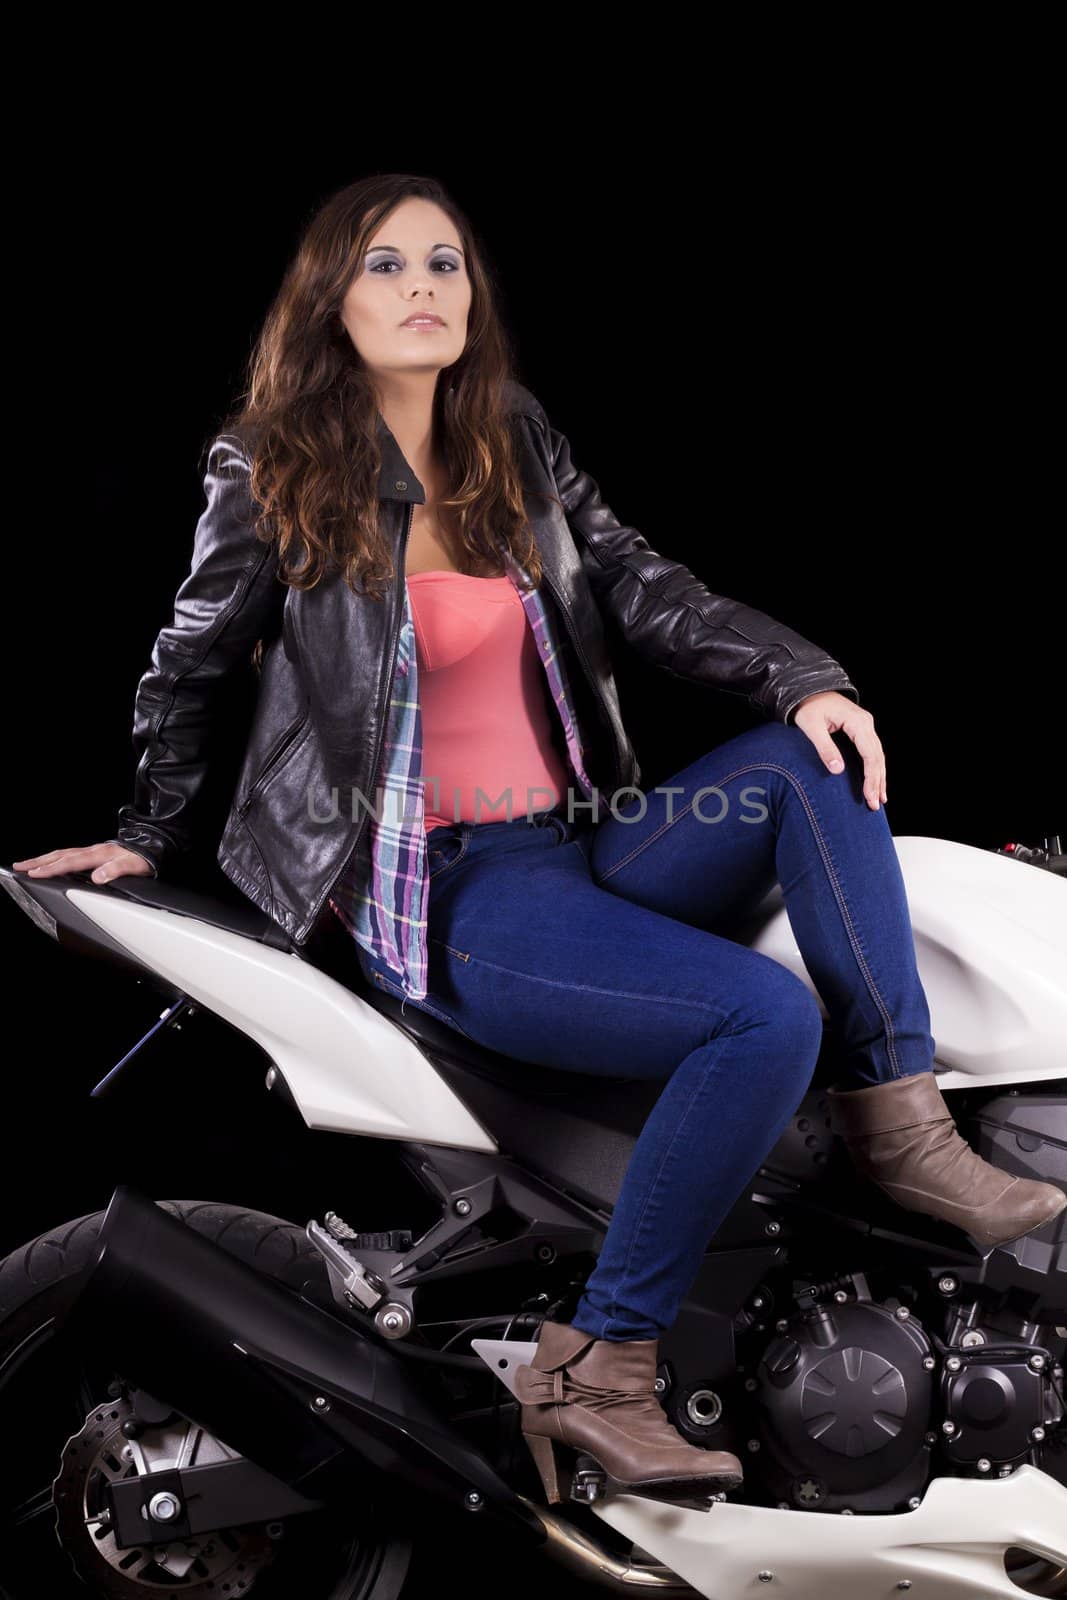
[946,1356,962,1372]
[265,1066,276,1090]
[454,1198,472,1216]
[752,1296,765,1309]
[1029,1354,1047,1371]
[938,1276,958,1295]
[776,1319,789,1333]
[961,1330,986,1347]
[834,1290,848,1303]
[746,1439,761,1452]
[686,1389,722,1427]
[894,1306,911,1320]
[942,1420,957,1436]
[923,1356,936,1370]
[1031,1426,1046,1442]
[977,1459,991,1472]
[840,1508,854,1515]
[312,1395,330,1412]
[757,1573,774,1584]
[465,1490,484,1510]
[654,1376,667,1394]
[907,1497,921,1510]
[375,1303,413,1338]
[924,1431,938,1445]
[148,1492,181,1522]
[765,1221,780,1235]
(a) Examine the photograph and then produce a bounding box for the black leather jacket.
[113,379,858,946]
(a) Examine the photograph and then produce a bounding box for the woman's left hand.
[791,692,887,811]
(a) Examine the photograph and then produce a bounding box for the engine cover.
[755,1299,935,1513]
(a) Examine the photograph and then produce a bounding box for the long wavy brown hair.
[216,174,548,630]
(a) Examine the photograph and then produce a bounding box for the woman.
[14,173,1065,1509]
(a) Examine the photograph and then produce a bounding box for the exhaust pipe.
[62,1184,545,1542]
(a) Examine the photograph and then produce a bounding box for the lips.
[401,314,444,327]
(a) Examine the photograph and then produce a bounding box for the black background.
[1,78,1061,1598]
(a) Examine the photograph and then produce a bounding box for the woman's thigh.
[423,824,821,1079]
[588,720,856,929]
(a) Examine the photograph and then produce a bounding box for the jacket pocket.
[237,710,310,816]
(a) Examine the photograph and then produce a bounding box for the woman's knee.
[730,963,824,1078]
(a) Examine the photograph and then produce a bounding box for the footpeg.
[570,1453,725,1513]
[571,1453,606,1503]
[306,1215,388,1314]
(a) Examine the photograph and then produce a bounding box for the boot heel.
[523,1431,562,1504]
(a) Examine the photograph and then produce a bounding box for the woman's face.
[340,197,472,383]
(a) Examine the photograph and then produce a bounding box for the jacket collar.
[374,379,533,505]
[375,411,427,505]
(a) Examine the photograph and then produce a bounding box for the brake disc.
[51,1390,277,1596]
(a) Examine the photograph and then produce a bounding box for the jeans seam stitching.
[447,950,733,1025]
[596,802,697,880]
[596,756,903,1080]
[771,761,904,1079]
[428,938,472,962]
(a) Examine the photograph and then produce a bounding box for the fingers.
[815,712,887,812]
[12,843,148,882]
[90,856,142,884]
[843,719,887,811]
[859,734,887,812]
[13,847,94,876]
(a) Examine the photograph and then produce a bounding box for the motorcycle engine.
[750,1272,1066,1514]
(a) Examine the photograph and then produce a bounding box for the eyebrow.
[365,242,464,256]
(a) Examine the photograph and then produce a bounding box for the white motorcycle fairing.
[67,836,1067,1150]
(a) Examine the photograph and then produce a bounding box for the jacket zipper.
[237,710,309,817]
[537,567,627,788]
[299,502,415,941]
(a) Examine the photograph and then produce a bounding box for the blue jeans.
[356,722,935,1340]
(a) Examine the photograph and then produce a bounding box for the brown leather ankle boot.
[513,1318,744,1507]
[827,1071,1067,1253]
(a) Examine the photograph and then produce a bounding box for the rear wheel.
[0,1200,416,1599]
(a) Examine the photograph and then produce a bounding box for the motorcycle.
[1,830,1066,1600]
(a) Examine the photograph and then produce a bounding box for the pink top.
[407,570,570,832]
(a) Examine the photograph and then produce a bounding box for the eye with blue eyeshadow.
[368,256,462,274]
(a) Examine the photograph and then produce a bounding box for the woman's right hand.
[12,843,155,885]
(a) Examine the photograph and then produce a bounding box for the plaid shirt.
[328,544,597,1000]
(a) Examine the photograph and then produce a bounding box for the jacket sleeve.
[110,433,285,877]
[543,416,860,727]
